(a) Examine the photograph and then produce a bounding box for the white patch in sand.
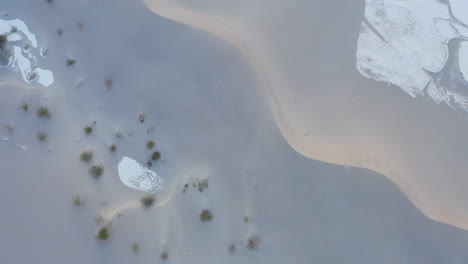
[118,156,165,193]
[356,0,468,113]
[0,17,54,87]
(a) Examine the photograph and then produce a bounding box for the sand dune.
[143,0,468,231]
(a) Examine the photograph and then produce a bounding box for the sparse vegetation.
[138,113,145,123]
[0,34,7,49]
[21,103,28,111]
[66,58,76,66]
[37,106,51,118]
[197,178,209,192]
[97,227,110,240]
[160,251,168,260]
[46,0,53,3]
[151,151,161,161]
[109,144,116,152]
[140,194,156,208]
[146,161,152,167]
[228,244,236,254]
[80,151,93,162]
[37,132,48,141]
[105,78,113,90]
[5,124,14,131]
[89,165,104,179]
[84,126,93,135]
[77,21,83,29]
[246,236,262,250]
[244,217,249,223]
[146,140,155,149]
[200,209,213,222]
[72,196,83,207]
[57,27,64,35]
[131,242,139,254]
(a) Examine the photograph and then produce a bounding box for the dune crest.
[143,0,468,231]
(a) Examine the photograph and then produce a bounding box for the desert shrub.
[146,140,155,150]
[84,126,93,135]
[197,179,209,192]
[246,236,262,250]
[228,244,236,254]
[80,151,93,162]
[105,78,113,90]
[138,113,145,123]
[89,165,104,179]
[109,144,116,152]
[97,227,110,240]
[244,217,249,223]
[0,34,7,49]
[140,194,156,208]
[37,106,50,118]
[151,151,161,161]
[160,251,168,260]
[72,196,83,207]
[146,161,152,167]
[66,58,76,66]
[46,0,53,3]
[21,103,28,111]
[57,27,64,35]
[131,242,139,254]
[37,132,48,141]
[200,209,213,222]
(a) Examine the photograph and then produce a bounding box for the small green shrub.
[97,227,110,240]
[140,194,156,208]
[131,242,139,254]
[151,151,161,161]
[146,161,152,167]
[0,34,7,49]
[109,144,116,152]
[146,140,155,149]
[80,151,93,162]
[37,106,50,118]
[89,165,104,179]
[246,236,261,250]
[21,103,28,111]
[66,58,76,66]
[228,244,236,254]
[37,132,48,141]
[84,126,93,135]
[200,209,213,222]
[72,196,83,207]
[57,27,64,35]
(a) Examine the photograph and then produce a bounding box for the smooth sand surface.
[2,0,468,263]
[144,0,468,231]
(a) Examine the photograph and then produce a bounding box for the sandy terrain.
[1,0,468,263]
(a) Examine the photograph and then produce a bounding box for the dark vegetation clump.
[80,151,93,162]
[246,236,262,251]
[105,78,113,90]
[46,0,53,3]
[140,194,156,208]
[160,251,168,260]
[66,58,76,66]
[89,165,104,179]
[72,196,83,207]
[109,144,116,152]
[146,161,152,167]
[77,21,83,29]
[84,126,93,135]
[97,227,110,240]
[21,103,28,111]
[200,209,213,222]
[138,113,145,123]
[0,34,7,49]
[151,151,161,161]
[37,106,50,118]
[146,140,155,149]
[197,178,209,192]
[37,132,48,141]
[57,27,64,35]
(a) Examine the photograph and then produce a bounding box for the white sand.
[143,0,468,231]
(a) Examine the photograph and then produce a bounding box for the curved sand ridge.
[143,0,468,231]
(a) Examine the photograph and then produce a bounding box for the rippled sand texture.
[144,0,468,231]
[3,0,468,263]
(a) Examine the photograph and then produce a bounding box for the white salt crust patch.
[118,156,165,193]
